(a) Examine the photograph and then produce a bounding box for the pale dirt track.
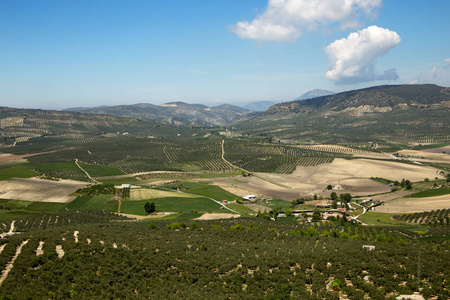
[199,158,443,201]
[195,213,239,220]
[0,178,87,203]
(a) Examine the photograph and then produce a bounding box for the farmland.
[0,212,448,299]
[0,109,449,300]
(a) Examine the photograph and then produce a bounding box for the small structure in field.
[243,195,257,202]
[115,184,131,199]
[362,245,376,251]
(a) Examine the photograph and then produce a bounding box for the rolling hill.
[0,106,197,144]
[234,84,450,145]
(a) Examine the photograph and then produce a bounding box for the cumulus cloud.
[230,0,382,42]
[409,58,450,84]
[325,25,400,84]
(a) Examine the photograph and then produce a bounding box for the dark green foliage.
[1,216,447,299]
[0,167,38,180]
[393,209,450,226]
[75,184,116,196]
[339,193,352,203]
[148,223,158,229]
[144,202,156,214]
[312,209,322,221]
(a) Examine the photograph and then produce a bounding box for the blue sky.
[0,0,449,109]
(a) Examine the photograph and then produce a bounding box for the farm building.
[243,195,257,202]
[115,184,131,199]
[360,198,373,204]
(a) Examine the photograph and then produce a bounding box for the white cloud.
[409,58,450,84]
[325,25,400,84]
[230,0,382,42]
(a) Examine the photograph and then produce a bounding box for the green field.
[259,198,292,210]
[404,187,450,198]
[0,199,66,220]
[62,195,118,211]
[178,182,241,201]
[79,162,125,177]
[120,196,223,215]
[358,211,406,226]
[226,203,254,215]
[0,166,38,180]
[30,161,81,172]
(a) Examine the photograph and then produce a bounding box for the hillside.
[65,102,256,126]
[0,214,448,299]
[235,84,450,145]
[0,107,197,144]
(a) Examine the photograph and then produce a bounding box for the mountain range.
[1,84,449,145]
[64,102,256,126]
[235,84,450,144]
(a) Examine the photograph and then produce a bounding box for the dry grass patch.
[374,195,450,213]
[195,213,239,220]
[0,178,87,203]
[130,188,197,201]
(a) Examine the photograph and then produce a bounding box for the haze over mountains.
[293,89,335,101]
[2,84,449,145]
[64,102,256,126]
[63,88,335,125]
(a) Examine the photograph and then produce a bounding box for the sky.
[0,0,449,110]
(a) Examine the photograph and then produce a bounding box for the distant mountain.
[244,101,277,112]
[64,102,255,126]
[234,84,450,144]
[294,89,335,101]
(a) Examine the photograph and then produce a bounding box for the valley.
[0,84,449,299]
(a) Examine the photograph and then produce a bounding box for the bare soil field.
[130,189,197,200]
[0,154,27,165]
[0,178,86,203]
[422,146,450,154]
[195,213,239,220]
[397,149,450,163]
[373,195,450,213]
[0,151,59,164]
[202,158,443,201]
[201,176,300,200]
